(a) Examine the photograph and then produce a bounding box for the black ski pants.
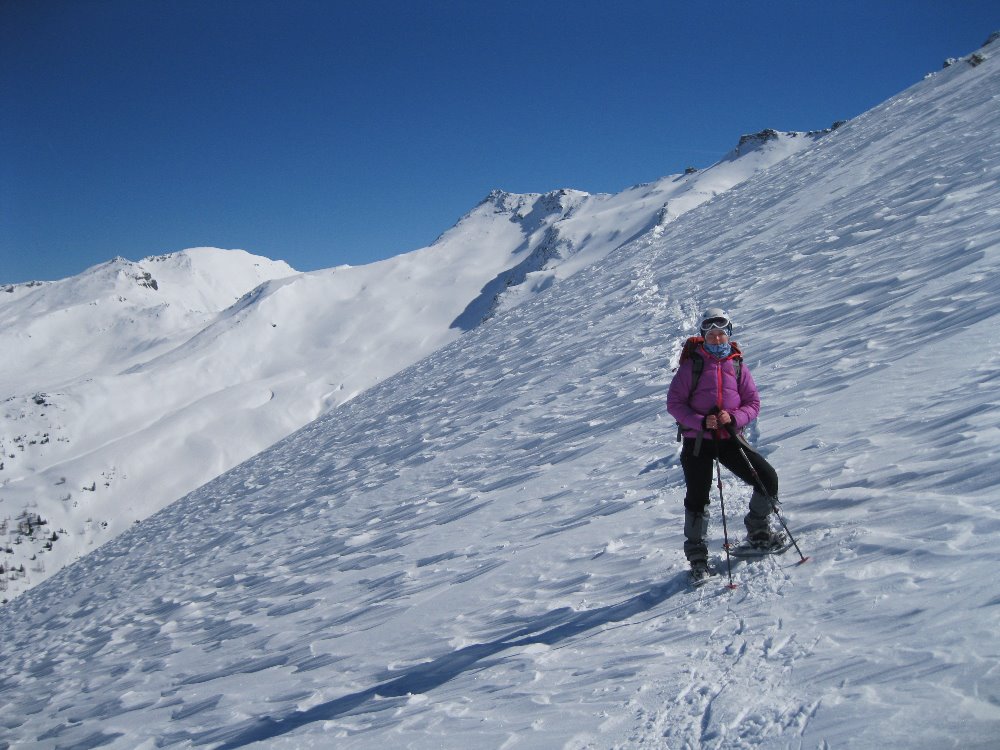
[680,437,779,513]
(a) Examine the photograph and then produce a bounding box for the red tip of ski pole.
[726,583,738,590]
[796,556,810,565]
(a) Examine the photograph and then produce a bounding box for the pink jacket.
[667,343,761,441]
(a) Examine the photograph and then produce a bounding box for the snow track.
[609,559,822,750]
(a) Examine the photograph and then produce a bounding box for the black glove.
[701,406,720,431]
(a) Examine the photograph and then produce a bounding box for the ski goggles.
[700,316,732,333]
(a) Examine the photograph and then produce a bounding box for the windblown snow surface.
[2,39,1000,749]
[0,117,819,603]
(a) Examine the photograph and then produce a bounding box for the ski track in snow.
[2,41,1000,750]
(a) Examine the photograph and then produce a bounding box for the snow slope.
[0,248,297,393]
[0,127,821,602]
[1,37,999,749]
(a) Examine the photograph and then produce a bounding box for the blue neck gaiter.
[704,341,732,358]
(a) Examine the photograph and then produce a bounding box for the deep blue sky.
[2,1,997,284]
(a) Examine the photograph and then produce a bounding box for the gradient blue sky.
[2,1,997,284]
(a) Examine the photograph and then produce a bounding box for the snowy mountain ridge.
[0,248,297,393]
[0,129,824,603]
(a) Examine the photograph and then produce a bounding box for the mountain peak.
[731,124,844,158]
[480,188,541,213]
[0,247,297,395]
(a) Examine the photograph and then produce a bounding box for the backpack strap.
[689,352,706,395]
[727,340,744,386]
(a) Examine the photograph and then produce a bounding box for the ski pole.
[724,423,809,564]
[714,450,738,590]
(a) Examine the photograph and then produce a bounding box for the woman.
[666,307,784,577]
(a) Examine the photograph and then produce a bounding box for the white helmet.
[699,307,733,336]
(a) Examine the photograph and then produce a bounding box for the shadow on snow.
[198,575,690,749]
